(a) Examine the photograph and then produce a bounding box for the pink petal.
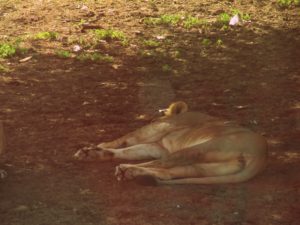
[229,15,239,26]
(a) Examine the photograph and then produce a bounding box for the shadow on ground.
[0,7,299,225]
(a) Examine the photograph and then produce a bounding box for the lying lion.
[74,101,267,184]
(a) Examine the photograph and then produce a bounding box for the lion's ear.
[165,101,188,116]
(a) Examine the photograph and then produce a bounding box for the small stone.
[73,45,81,52]
[14,205,30,212]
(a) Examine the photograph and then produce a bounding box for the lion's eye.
[158,108,169,117]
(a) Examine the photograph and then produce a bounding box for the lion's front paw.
[115,164,131,181]
[0,169,7,179]
[115,165,125,181]
[74,145,114,161]
[74,146,98,161]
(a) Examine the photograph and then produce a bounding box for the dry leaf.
[19,56,32,63]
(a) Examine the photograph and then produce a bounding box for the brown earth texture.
[0,0,300,225]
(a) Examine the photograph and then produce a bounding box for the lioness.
[74,101,267,184]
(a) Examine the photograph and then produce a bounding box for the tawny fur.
[74,101,268,185]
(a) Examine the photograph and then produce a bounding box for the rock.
[14,205,30,212]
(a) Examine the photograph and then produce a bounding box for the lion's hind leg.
[130,143,214,169]
[115,159,243,182]
[115,163,172,181]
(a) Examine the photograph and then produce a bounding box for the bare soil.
[0,1,299,225]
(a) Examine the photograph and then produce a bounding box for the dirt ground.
[0,0,299,225]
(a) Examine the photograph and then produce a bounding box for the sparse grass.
[0,43,16,58]
[231,9,251,21]
[201,38,212,46]
[220,25,229,31]
[93,29,126,41]
[74,19,87,29]
[67,36,87,46]
[77,52,114,63]
[56,50,72,58]
[201,38,224,48]
[68,29,128,50]
[143,39,160,48]
[277,0,289,7]
[277,0,300,8]
[183,16,208,29]
[144,14,181,26]
[160,14,182,26]
[217,13,231,25]
[78,19,87,26]
[139,49,171,65]
[242,13,251,21]
[216,9,251,27]
[0,38,28,58]
[162,64,172,72]
[34,31,59,40]
[216,39,224,47]
[144,14,209,30]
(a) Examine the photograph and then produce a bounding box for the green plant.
[241,13,251,21]
[201,38,212,46]
[56,50,72,58]
[217,13,231,25]
[92,29,128,46]
[217,9,251,27]
[277,0,300,7]
[34,31,59,40]
[0,43,16,58]
[183,16,208,29]
[144,14,211,30]
[231,9,251,21]
[277,0,291,7]
[144,14,181,26]
[77,52,114,63]
[143,39,160,48]
[160,14,181,26]
[78,19,87,26]
[94,29,126,41]
[221,25,229,31]
[74,18,87,29]
[216,39,223,47]
[162,64,172,72]
[0,38,29,58]
[171,50,181,58]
